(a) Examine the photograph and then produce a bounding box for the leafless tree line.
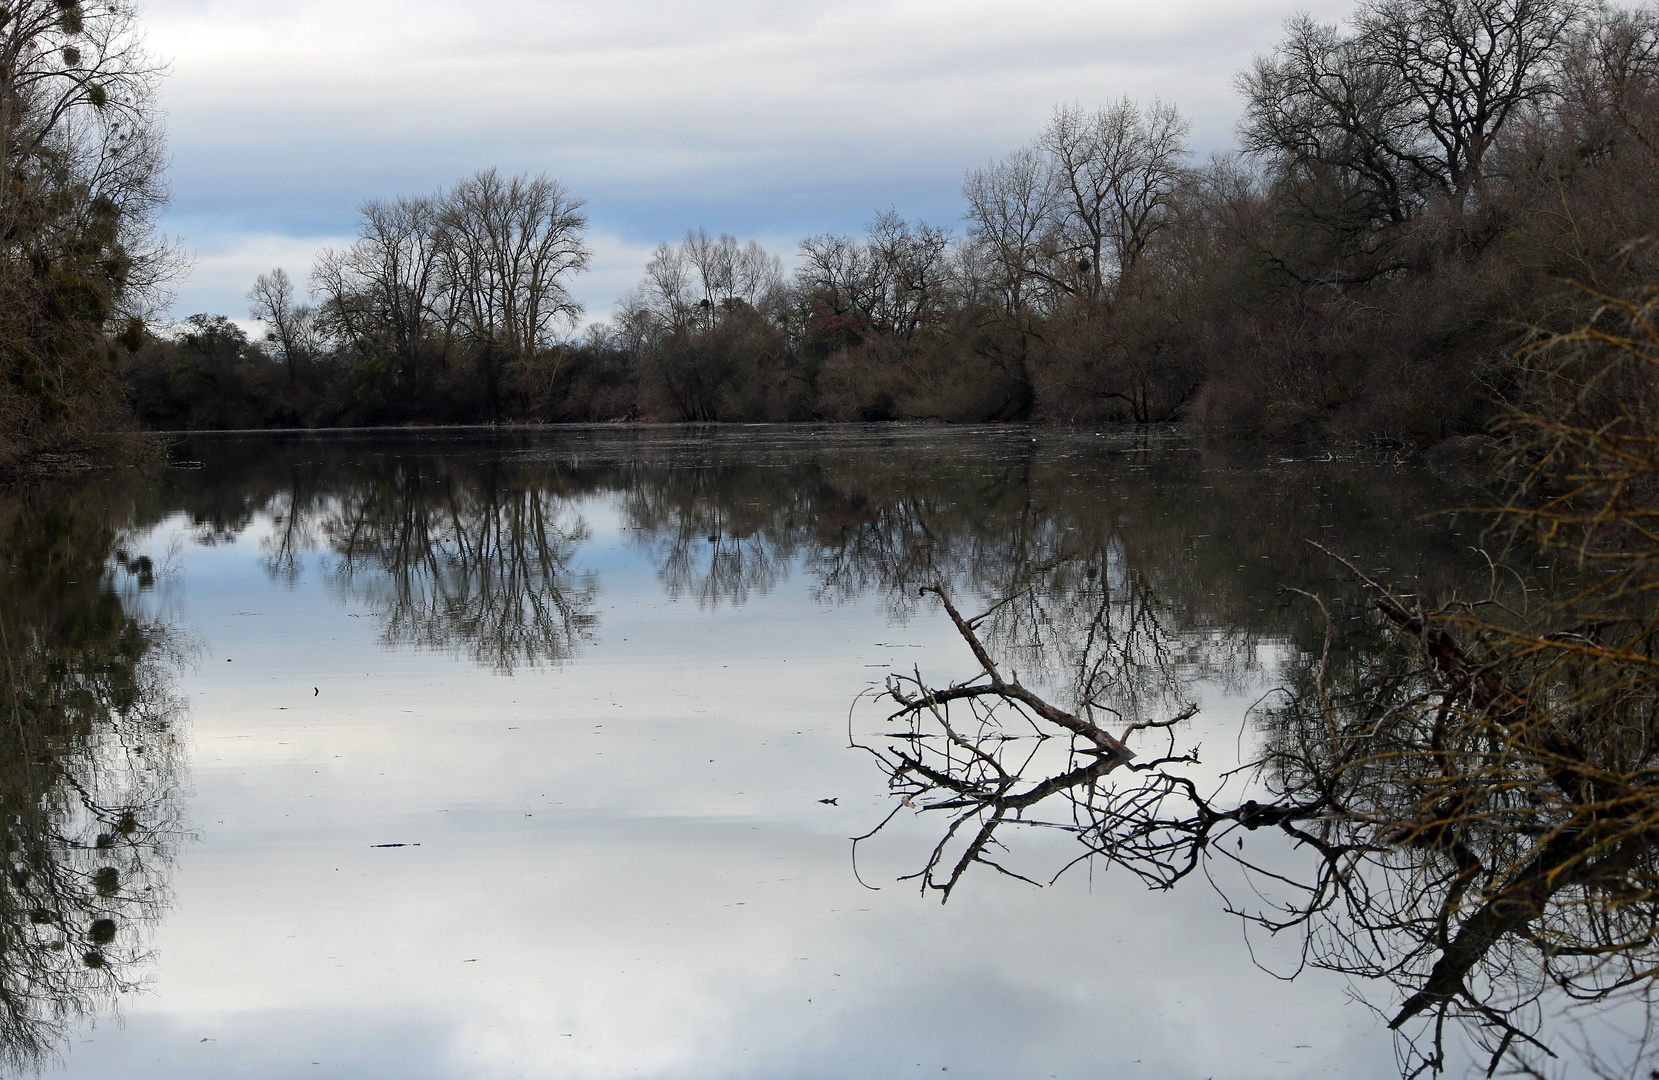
[172,0,1654,438]
[601,0,1644,430]
[244,169,591,418]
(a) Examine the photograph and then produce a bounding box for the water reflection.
[1252,590,1659,1079]
[130,427,1517,1076]
[853,584,1199,902]
[319,459,597,674]
[0,483,185,1072]
[157,428,1476,679]
[856,566,1659,1078]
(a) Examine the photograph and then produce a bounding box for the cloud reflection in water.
[39,427,1506,1078]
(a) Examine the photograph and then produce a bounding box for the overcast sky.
[144,0,1358,330]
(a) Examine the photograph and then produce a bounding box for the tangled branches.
[858,583,1273,901]
[855,566,1659,1077]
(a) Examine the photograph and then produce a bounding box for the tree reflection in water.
[0,484,185,1072]
[149,429,1542,1069]
[857,568,1659,1078]
[320,459,598,674]
[159,428,1470,685]
[621,463,798,608]
[854,584,1198,902]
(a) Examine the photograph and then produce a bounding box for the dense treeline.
[108,0,1659,444]
[120,168,592,429]
[4,0,1655,447]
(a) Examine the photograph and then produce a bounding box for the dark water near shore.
[0,425,1522,1078]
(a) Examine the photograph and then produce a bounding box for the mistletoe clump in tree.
[0,0,171,468]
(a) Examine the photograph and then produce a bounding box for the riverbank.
[0,431,167,486]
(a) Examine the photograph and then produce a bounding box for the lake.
[0,424,1562,1078]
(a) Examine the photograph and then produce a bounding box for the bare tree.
[437,169,591,416]
[1238,14,1428,231]
[1037,97,1191,298]
[1241,0,1582,225]
[795,212,957,342]
[963,146,1058,323]
[246,268,316,385]
[311,195,453,398]
[631,228,782,333]
[863,210,955,343]
[1557,4,1659,162]
[310,173,590,418]
[681,228,783,318]
[617,228,793,421]
[1359,0,1583,205]
[795,231,883,327]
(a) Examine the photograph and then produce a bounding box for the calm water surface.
[1,426,1501,1078]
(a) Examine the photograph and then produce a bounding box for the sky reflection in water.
[17,426,1496,1078]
